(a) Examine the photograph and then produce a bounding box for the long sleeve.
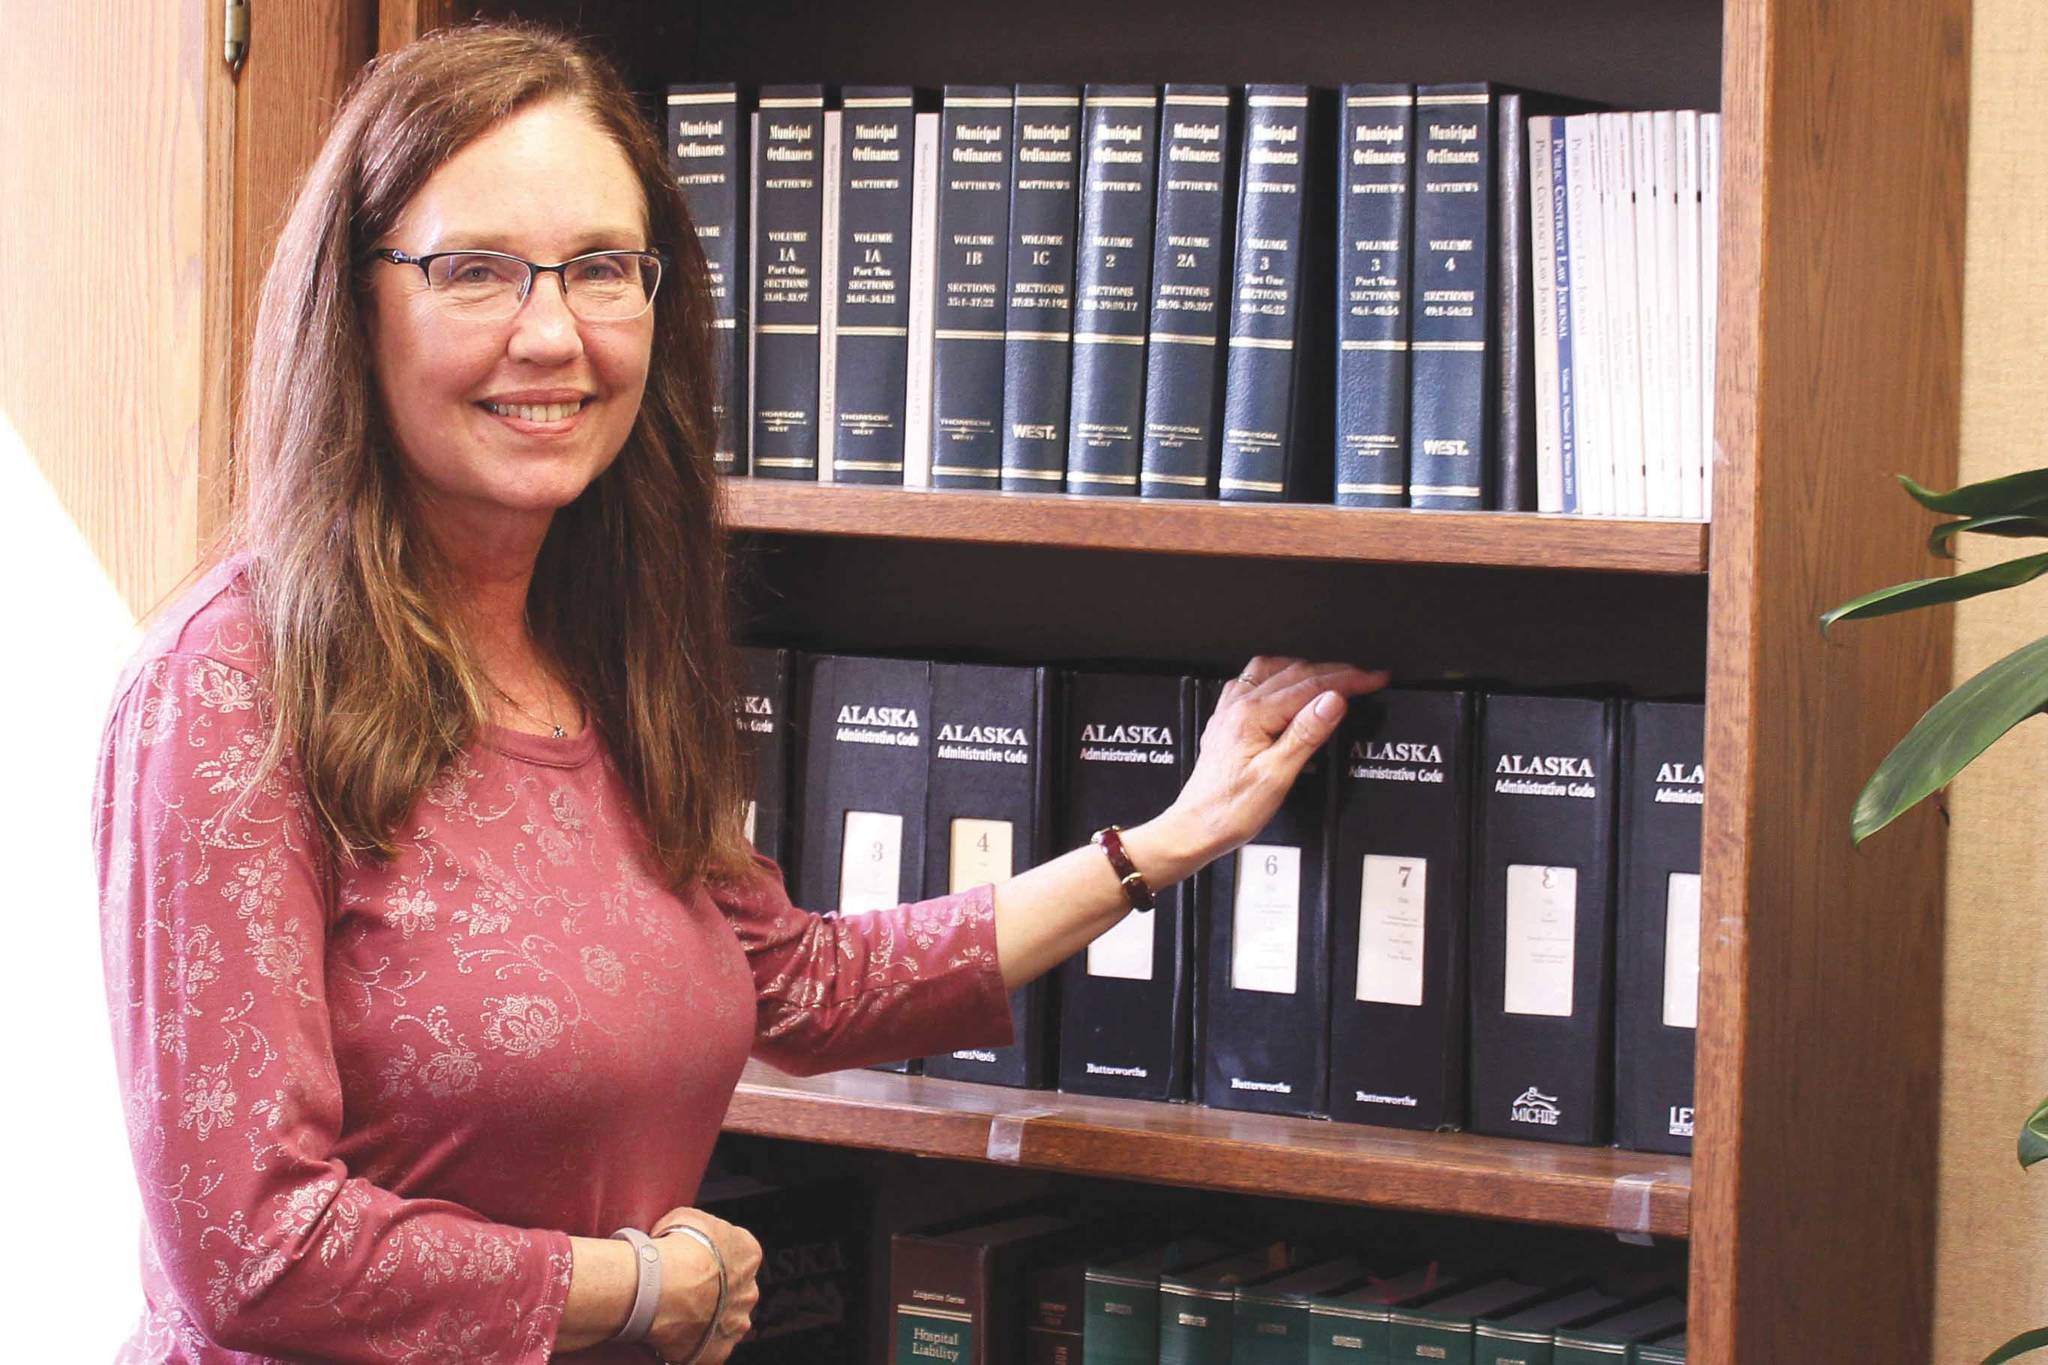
[96,652,572,1362]
[711,852,1014,1076]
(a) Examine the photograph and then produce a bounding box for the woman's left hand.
[1154,657,1389,872]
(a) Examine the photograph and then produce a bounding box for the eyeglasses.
[368,247,666,323]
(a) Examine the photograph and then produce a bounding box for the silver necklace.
[490,678,569,739]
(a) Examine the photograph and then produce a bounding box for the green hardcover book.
[1233,1260,1373,1365]
[1472,1288,1628,1365]
[1084,1239,1233,1365]
[1389,1278,1575,1365]
[1551,1297,1685,1365]
[1160,1246,1294,1365]
[1307,1266,1458,1365]
[1630,1329,1685,1364]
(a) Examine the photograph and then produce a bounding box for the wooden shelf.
[724,1062,1692,1239]
[722,480,1710,576]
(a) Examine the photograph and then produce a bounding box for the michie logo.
[1511,1087,1562,1127]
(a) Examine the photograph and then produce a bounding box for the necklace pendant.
[551,724,567,740]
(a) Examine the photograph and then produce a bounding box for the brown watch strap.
[1091,824,1156,913]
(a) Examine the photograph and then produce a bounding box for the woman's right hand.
[645,1207,763,1363]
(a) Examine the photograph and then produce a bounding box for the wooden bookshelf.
[727,1061,1692,1237]
[310,0,1968,1360]
[723,480,1711,574]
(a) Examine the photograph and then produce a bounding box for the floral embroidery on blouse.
[99,567,1011,1363]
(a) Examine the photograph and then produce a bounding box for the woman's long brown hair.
[234,22,754,888]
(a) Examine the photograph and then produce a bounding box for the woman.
[96,24,1383,1365]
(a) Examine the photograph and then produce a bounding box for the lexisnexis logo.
[1511,1086,1562,1126]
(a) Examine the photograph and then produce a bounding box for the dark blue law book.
[999,85,1084,492]
[1065,85,1161,497]
[1333,84,1415,508]
[1140,85,1238,499]
[920,663,1056,1088]
[735,646,795,869]
[750,85,828,480]
[1408,83,1498,508]
[831,87,919,485]
[929,86,1015,489]
[667,84,748,475]
[1219,85,1336,503]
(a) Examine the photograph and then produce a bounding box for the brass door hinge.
[225,0,250,75]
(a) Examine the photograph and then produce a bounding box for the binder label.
[1504,863,1577,1016]
[1663,872,1701,1029]
[949,817,1015,891]
[839,809,904,914]
[1087,906,1155,980]
[1231,843,1302,995]
[1356,853,1428,1006]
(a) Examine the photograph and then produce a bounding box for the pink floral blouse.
[96,563,1012,1363]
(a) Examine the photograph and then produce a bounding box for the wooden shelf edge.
[724,1062,1691,1239]
[721,480,1710,575]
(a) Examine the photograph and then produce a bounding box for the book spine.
[1084,1271,1161,1365]
[735,647,794,869]
[1407,83,1497,509]
[1468,694,1621,1146]
[1612,701,1703,1154]
[1220,84,1335,503]
[930,87,1015,489]
[817,108,842,480]
[1000,85,1084,491]
[1159,1285,1236,1365]
[1327,688,1476,1132]
[1140,86,1236,499]
[668,85,748,475]
[904,112,941,487]
[832,89,919,484]
[1674,110,1703,521]
[1547,120,1580,514]
[1057,672,1197,1101]
[1562,115,1611,516]
[1700,113,1720,518]
[1650,111,1684,520]
[1199,742,1334,1119]
[751,87,828,479]
[1494,91,1537,511]
[1599,112,1647,516]
[1529,116,1564,512]
[889,1235,979,1365]
[1628,113,1672,518]
[1334,84,1416,508]
[1066,85,1162,496]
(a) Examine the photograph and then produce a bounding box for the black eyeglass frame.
[366,246,669,321]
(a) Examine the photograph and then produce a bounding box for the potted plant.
[1824,466,2048,1364]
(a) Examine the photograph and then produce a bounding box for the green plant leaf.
[2022,1096,2048,1170]
[1982,1326,2048,1364]
[1852,634,2048,843]
[1902,468,2048,517]
[1928,515,2048,558]
[1821,554,2048,633]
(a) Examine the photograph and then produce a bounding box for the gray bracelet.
[659,1224,729,1365]
[608,1227,663,1345]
